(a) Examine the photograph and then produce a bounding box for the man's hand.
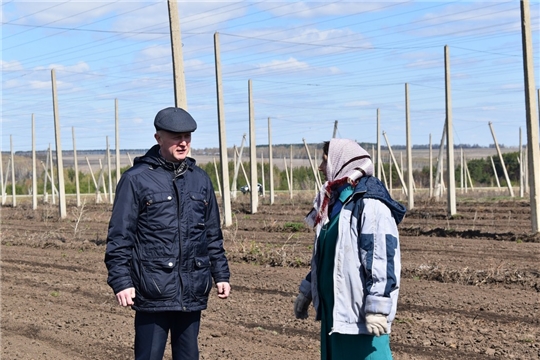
[115,287,135,307]
[294,292,311,319]
[216,282,230,299]
[365,313,388,336]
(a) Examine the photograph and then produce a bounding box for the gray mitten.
[294,292,311,319]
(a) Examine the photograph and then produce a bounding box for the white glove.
[365,313,388,336]
[293,292,311,319]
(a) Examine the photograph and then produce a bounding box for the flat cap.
[154,107,197,133]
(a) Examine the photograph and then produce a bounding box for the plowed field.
[1,193,539,359]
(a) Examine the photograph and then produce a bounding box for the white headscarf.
[305,139,374,227]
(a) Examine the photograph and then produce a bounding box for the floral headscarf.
[305,139,374,227]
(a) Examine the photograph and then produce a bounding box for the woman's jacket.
[300,175,406,335]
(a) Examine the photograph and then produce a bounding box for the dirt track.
[1,194,539,359]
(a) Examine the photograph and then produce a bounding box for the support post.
[248,79,257,213]
[444,45,456,215]
[51,69,66,218]
[520,0,540,232]
[32,114,38,209]
[213,32,232,226]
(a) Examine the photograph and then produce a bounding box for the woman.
[294,139,406,360]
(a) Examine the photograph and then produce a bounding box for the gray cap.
[154,107,197,133]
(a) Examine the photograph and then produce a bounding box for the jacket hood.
[354,176,407,224]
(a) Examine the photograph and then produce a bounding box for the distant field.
[63,147,520,173]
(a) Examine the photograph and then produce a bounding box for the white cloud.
[259,2,408,18]
[1,60,23,71]
[406,59,440,69]
[35,61,90,73]
[29,80,50,90]
[258,57,309,73]
[500,83,522,90]
[346,100,371,107]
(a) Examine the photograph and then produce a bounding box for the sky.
[2,0,539,152]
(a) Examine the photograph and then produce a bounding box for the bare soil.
[1,193,539,360]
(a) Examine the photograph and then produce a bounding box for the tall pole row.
[520,0,540,233]
[444,45,457,215]
[213,32,232,226]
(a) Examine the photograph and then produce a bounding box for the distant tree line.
[2,150,525,196]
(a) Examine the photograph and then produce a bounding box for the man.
[105,107,231,360]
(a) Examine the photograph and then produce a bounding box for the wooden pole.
[260,152,265,197]
[10,135,16,207]
[106,136,113,204]
[167,0,187,109]
[444,45,456,215]
[490,156,501,188]
[289,144,293,199]
[72,127,81,207]
[268,117,274,205]
[213,157,222,197]
[86,157,101,203]
[303,138,321,190]
[42,147,49,203]
[389,153,393,195]
[382,131,407,196]
[405,83,414,209]
[0,146,5,205]
[460,147,464,193]
[213,32,232,226]
[32,114,38,210]
[51,69,67,218]
[283,157,291,196]
[248,80,257,213]
[519,127,524,198]
[377,109,381,180]
[488,122,514,197]
[49,145,56,205]
[520,0,540,232]
[434,125,446,199]
[115,99,120,186]
[429,134,433,198]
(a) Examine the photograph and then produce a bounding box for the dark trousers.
[134,311,201,360]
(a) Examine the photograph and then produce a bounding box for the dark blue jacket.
[104,145,230,312]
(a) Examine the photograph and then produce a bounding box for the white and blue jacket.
[300,176,406,335]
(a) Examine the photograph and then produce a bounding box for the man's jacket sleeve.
[204,179,230,284]
[104,174,139,294]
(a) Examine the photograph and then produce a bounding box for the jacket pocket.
[144,192,176,230]
[188,192,207,230]
[138,257,179,300]
[191,256,212,299]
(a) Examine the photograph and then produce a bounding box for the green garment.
[316,190,393,360]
